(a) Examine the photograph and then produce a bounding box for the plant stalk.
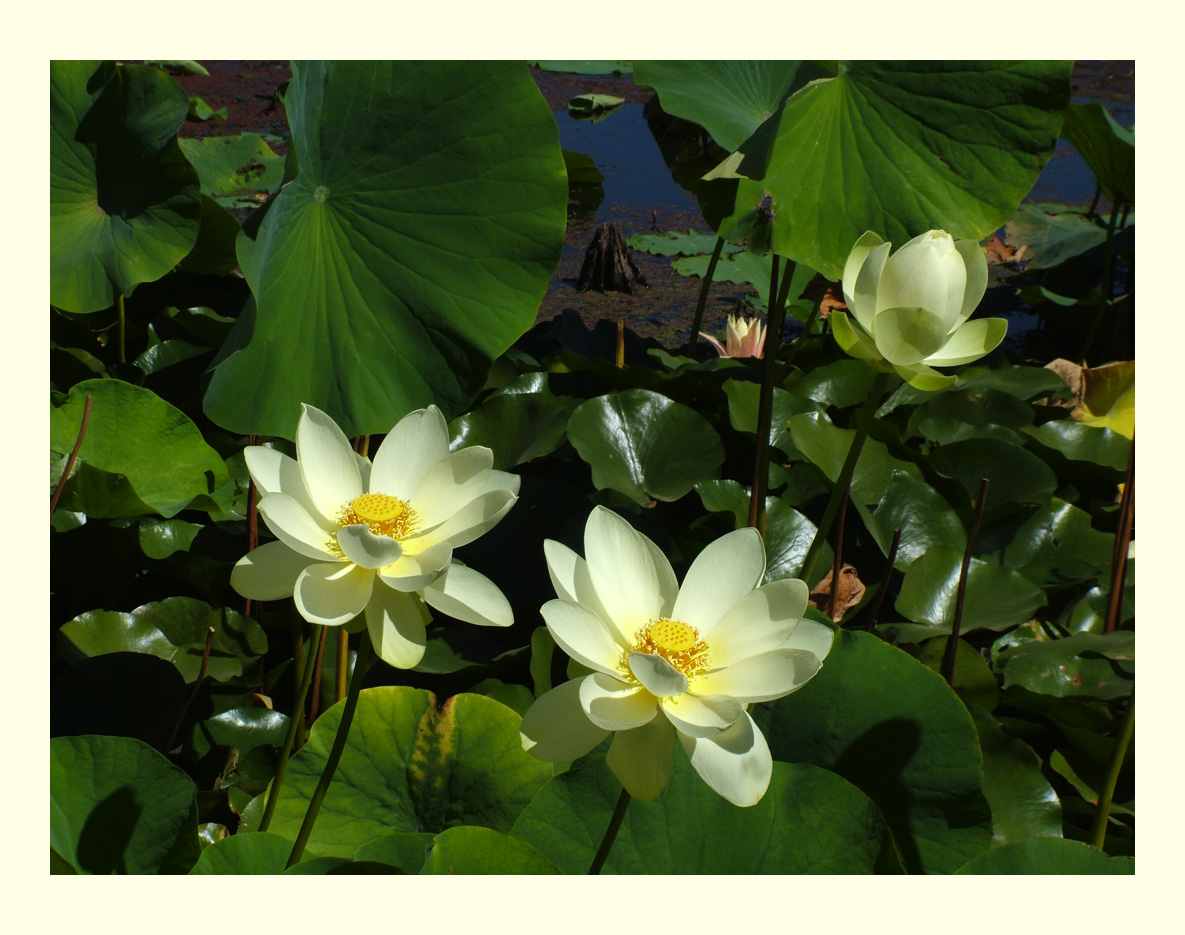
[941,477,990,685]
[748,257,795,535]
[863,528,902,631]
[165,626,214,752]
[286,630,372,868]
[258,623,325,833]
[1090,694,1134,851]
[244,434,260,618]
[307,615,331,725]
[588,786,632,875]
[50,395,94,518]
[116,293,126,364]
[685,236,726,355]
[335,627,349,703]
[800,370,892,586]
[827,481,851,622]
[1105,440,1135,633]
[1081,198,1123,362]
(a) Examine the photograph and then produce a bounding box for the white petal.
[671,527,765,633]
[850,239,891,333]
[878,230,966,327]
[953,238,989,326]
[257,492,337,561]
[295,404,362,522]
[693,647,823,703]
[414,489,516,550]
[660,692,744,737]
[922,318,1008,367]
[376,541,452,591]
[607,717,676,801]
[706,577,810,661]
[785,617,837,662]
[364,583,430,669]
[354,450,372,491]
[540,599,626,676]
[579,671,659,730]
[294,562,374,626]
[410,446,494,528]
[628,652,688,698]
[421,563,512,627]
[543,540,611,619]
[337,524,403,570]
[369,406,450,502]
[245,447,330,524]
[230,540,313,600]
[484,469,521,497]
[520,677,609,762]
[679,710,772,807]
[585,507,677,642]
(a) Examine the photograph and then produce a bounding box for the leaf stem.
[1090,694,1134,851]
[748,257,795,535]
[307,615,331,725]
[1081,198,1123,362]
[941,477,990,685]
[588,786,631,874]
[335,627,349,703]
[827,481,851,621]
[244,434,260,618]
[117,293,126,364]
[685,236,726,355]
[863,528,902,631]
[258,623,325,833]
[50,395,93,519]
[1105,440,1134,633]
[286,630,372,868]
[165,625,215,752]
[800,370,891,586]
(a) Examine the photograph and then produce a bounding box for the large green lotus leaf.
[204,61,566,439]
[633,61,822,152]
[958,364,1073,400]
[865,470,967,570]
[176,133,284,207]
[176,194,242,276]
[59,597,266,683]
[997,499,1115,587]
[448,379,578,471]
[511,753,894,874]
[764,630,992,873]
[912,637,1000,713]
[420,826,560,874]
[927,438,1057,513]
[51,734,200,874]
[718,61,1070,279]
[51,379,233,518]
[788,410,922,504]
[786,359,879,411]
[353,832,436,872]
[913,386,1034,445]
[966,704,1062,845]
[189,831,292,874]
[627,229,744,258]
[895,546,1046,633]
[1024,420,1130,471]
[1001,639,1134,701]
[190,707,290,760]
[1061,102,1134,205]
[724,379,818,458]
[954,837,1133,874]
[255,688,554,858]
[567,389,724,505]
[50,61,202,312]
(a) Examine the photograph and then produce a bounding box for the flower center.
[340,492,417,540]
[631,618,711,678]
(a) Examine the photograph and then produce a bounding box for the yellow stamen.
[630,618,711,678]
[339,492,418,541]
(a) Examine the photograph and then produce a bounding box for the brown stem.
[336,627,349,703]
[244,433,260,618]
[827,481,851,621]
[588,786,632,875]
[1105,440,1135,633]
[685,236,726,355]
[307,618,331,724]
[941,478,990,685]
[165,626,215,752]
[615,319,625,368]
[50,395,94,519]
[863,528,902,631]
[117,293,126,364]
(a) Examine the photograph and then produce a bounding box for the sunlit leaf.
[954,837,1133,874]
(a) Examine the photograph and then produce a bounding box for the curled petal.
[953,238,989,327]
[337,524,403,570]
[660,692,744,737]
[377,541,452,592]
[520,678,609,762]
[257,492,337,561]
[878,230,966,326]
[628,652,689,699]
[692,647,823,703]
[706,577,810,660]
[369,406,450,502]
[415,489,516,550]
[830,310,884,363]
[541,599,627,676]
[844,234,889,332]
[294,562,374,626]
[421,562,512,627]
[230,540,313,601]
[579,671,659,730]
[411,446,494,529]
[365,583,430,669]
[679,710,772,807]
[922,318,1008,367]
[607,717,676,801]
[892,360,958,391]
[872,306,950,366]
[295,404,362,522]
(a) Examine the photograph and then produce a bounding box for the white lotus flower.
[230,404,519,669]
[831,229,1007,390]
[520,507,833,807]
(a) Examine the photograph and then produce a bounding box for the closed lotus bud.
[831,229,1007,390]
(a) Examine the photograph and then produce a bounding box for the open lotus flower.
[700,314,766,359]
[231,404,518,669]
[831,229,1007,390]
[520,507,833,807]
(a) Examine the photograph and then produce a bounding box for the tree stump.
[577,222,647,294]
